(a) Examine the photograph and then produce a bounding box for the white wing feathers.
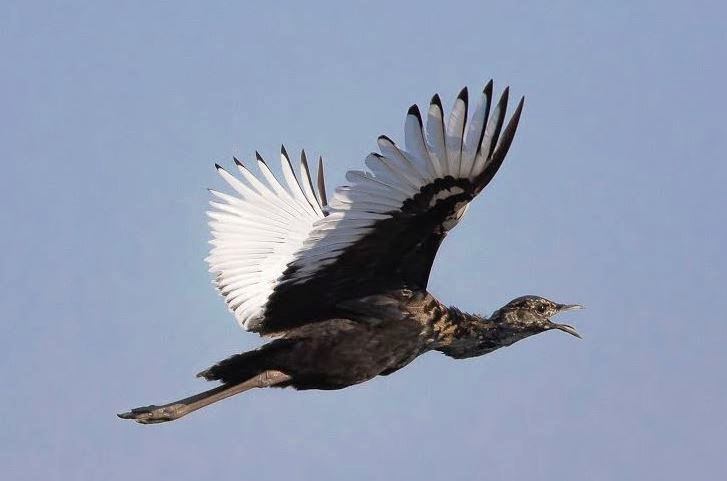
[206,148,325,330]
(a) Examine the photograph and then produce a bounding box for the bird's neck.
[432,306,526,359]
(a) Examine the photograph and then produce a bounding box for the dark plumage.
[119,82,582,424]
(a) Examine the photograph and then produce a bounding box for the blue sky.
[2,1,726,480]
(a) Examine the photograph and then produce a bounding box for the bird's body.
[119,81,582,424]
[198,291,578,391]
[200,291,450,390]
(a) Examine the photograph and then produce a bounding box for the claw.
[117,404,188,424]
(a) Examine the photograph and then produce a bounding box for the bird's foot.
[117,403,189,424]
[118,371,292,425]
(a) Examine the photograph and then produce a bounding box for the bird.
[118,80,582,424]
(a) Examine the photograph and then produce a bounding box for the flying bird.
[119,81,582,424]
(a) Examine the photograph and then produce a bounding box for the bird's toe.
[117,404,187,424]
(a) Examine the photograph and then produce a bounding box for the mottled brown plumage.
[118,82,583,424]
[120,292,581,423]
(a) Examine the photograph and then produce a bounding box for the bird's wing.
[206,149,328,330]
[260,82,524,334]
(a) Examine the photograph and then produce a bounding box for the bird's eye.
[537,305,547,314]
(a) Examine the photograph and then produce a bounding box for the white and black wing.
[206,148,327,330]
[256,82,524,334]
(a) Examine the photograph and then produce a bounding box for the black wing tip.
[407,104,423,126]
[300,149,308,163]
[478,93,525,187]
[457,86,469,103]
[430,93,443,109]
[499,86,511,104]
[214,162,224,171]
[232,156,243,167]
[472,86,524,192]
[510,96,525,122]
[504,96,525,136]
[317,156,328,207]
[280,144,290,159]
[458,87,469,131]
[483,79,493,95]
[378,134,394,143]
[255,151,265,163]
[485,87,511,157]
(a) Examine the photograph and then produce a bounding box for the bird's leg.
[117,370,291,424]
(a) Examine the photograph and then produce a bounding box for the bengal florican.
[119,81,582,424]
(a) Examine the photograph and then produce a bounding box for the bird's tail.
[197,339,294,385]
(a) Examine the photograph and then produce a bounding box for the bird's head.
[495,295,583,339]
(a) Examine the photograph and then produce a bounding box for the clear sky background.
[2,1,726,480]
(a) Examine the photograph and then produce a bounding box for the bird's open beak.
[553,323,582,339]
[552,304,584,339]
